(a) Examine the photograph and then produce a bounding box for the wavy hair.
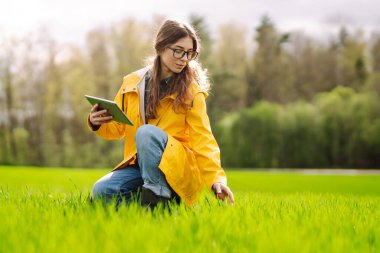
[145,19,210,120]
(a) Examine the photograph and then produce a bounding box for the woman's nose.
[180,54,188,61]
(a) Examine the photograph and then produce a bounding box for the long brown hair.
[146,19,210,120]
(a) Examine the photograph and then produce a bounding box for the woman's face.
[159,36,194,79]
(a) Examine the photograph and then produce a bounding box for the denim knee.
[135,125,161,146]
[92,179,119,201]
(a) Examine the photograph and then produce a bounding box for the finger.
[228,192,234,205]
[214,183,222,195]
[91,103,99,113]
[90,118,101,126]
[92,109,108,117]
[218,185,234,205]
[101,112,113,117]
[102,119,113,124]
[98,115,113,122]
[224,187,235,205]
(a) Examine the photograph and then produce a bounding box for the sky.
[0,0,379,45]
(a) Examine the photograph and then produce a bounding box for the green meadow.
[0,166,379,253]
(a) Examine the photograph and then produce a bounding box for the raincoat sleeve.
[86,87,126,140]
[186,92,227,190]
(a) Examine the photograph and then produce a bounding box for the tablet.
[85,95,133,126]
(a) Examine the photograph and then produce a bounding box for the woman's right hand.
[89,103,113,126]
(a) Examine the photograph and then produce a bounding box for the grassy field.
[0,166,379,253]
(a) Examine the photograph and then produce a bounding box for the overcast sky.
[1,0,379,45]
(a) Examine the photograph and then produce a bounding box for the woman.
[88,19,234,208]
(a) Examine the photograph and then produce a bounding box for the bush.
[217,87,380,168]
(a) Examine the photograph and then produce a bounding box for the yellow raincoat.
[87,67,227,206]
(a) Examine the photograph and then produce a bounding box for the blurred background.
[0,0,379,169]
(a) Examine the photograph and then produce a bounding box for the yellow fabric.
[87,69,227,206]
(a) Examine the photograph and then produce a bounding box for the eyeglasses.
[168,47,198,60]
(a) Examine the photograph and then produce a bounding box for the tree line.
[0,15,379,168]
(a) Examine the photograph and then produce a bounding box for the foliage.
[0,16,379,168]
[217,87,380,168]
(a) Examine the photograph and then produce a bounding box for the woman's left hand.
[212,182,235,206]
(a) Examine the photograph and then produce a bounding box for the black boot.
[141,187,170,209]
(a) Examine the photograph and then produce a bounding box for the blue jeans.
[92,125,174,204]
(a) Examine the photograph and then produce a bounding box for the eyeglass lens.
[173,49,197,60]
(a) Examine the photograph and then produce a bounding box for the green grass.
[0,166,379,253]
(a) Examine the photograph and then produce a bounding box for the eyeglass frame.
[167,47,199,60]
